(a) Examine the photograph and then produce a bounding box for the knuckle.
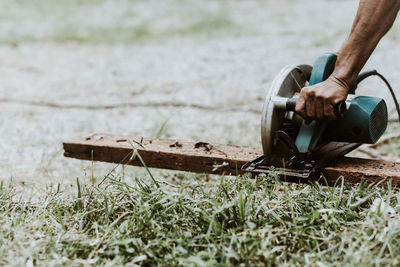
[306,90,315,97]
[314,92,324,100]
[332,98,344,105]
[327,98,337,104]
[295,101,305,113]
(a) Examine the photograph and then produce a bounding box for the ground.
[0,0,400,265]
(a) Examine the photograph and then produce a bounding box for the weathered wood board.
[63,134,400,187]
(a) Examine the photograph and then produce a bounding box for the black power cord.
[351,70,400,122]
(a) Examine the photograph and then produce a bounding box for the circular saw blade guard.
[261,64,312,160]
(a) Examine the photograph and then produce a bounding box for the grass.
[0,0,243,45]
[1,16,239,46]
[0,0,399,265]
[48,14,237,44]
[0,165,399,266]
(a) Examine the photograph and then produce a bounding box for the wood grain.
[63,134,400,187]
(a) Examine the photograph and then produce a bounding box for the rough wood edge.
[63,134,400,187]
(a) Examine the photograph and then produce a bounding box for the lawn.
[1,0,400,265]
[1,166,399,266]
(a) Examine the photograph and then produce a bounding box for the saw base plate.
[242,142,360,180]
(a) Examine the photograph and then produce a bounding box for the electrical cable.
[352,70,400,122]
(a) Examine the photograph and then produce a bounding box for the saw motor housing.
[324,96,387,144]
[242,53,388,179]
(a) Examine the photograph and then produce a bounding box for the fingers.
[305,88,316,123]
[296,87,315,124]
[305,93,315,119]
[294,77,349,122]
[295,86,337,122]
[295,92,307,119]
[324,103,336,120]
[306,88,315,120]
[315,95,324,120]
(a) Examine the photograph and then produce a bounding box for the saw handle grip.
[286,97,347,119]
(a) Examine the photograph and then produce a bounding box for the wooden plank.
[63,134,400,187]
[63,134,260,175]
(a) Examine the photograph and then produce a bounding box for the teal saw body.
[295,53,388,151]
[324,96,387,143]
[295,53,338,153]
[245,53,389,179]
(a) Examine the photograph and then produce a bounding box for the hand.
[295,75,349,123]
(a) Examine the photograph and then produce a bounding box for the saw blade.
[261,64,312,161]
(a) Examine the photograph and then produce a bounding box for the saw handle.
[286,97,347,119]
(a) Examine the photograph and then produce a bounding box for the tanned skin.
[296,0,400,123]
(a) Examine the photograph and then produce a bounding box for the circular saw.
[242,53,389,180]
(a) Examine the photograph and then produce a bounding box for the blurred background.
[0,0,399,193]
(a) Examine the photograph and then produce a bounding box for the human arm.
[296,0,400,122]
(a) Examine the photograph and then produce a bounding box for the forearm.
[332,0,400,88]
